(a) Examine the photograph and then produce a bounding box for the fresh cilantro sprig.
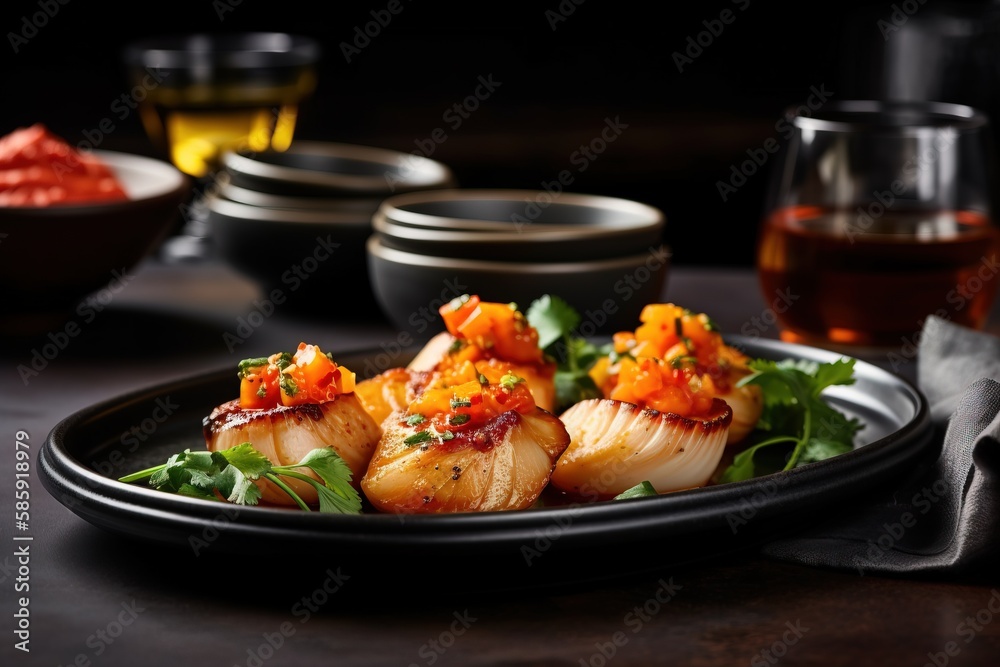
[719,357,862,483]
[525,294,608,412]
[118,443,362,514]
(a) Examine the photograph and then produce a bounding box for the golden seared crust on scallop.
[360,408,570,514]
[353,367,429,427]
[204,395,381,506]
[550,398,732,499]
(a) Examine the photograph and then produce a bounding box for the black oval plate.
[39,337,933,592]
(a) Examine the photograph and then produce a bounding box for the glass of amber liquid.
[756,100,1000,350]
[123,33,320,179]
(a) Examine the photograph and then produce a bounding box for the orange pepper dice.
[594,304,734,419]
[238,343,356,409]
[608,357,715,417]
[621,303,721,361]
[405,358,536,433]
[438,295,544,365]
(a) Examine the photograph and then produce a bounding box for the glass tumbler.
[123,32,321,179]
[756,100,1000,349]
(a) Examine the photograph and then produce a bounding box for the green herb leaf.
[720,356,861,481]
[798,437,854,465]
[175,483,220,501]
[185,468,219,492]
[526,295,612,413]
[278,371,298,397]
[500,372,525,391]
[218,442,274,478]
[811,358,857,393]
[274,448,362,515]
[719,446,757,484]
[195,442,272,505]
[526,294,581,349]
[670,355,699,369]
[147,449,221,491]
[311,482,361,514]
[614,481,658,499]
[237,356,269,378]
[553,370,602,410]
[148,453,180,489]
[404,430,433,446]
[287,448,353,489]
[213,464,263,506]
[119,442,363,514]
[719,436,797,483]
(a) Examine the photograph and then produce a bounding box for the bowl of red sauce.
[0,124,191,335]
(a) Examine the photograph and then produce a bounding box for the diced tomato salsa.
[402,358,536,444]
[590,304,749,418]
[438,295,546,366]
[238,343,356,409]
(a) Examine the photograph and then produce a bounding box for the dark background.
[3,0,1000,267]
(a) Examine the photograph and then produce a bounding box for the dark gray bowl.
[366,234,671,336]
[0,150,190,336]
[204,194,382,319]
[221,141,457,198]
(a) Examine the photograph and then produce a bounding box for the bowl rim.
[376,188,665,233]
[0,149,189,216]
[203,192,373,225]
[214,172,383,211]
[221,141,457,193]
[367,234,671,272]
[371,210,658,244]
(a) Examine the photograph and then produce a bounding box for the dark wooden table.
[2,257,998,667]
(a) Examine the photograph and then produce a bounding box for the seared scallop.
[204,393,381,506]
[550,397,732,499]
[361,407,570,513]
[589,303,762,446]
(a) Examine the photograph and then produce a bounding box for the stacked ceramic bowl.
[202,141,456,318]
[367,189,670,334]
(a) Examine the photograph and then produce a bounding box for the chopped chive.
[404,431,433,446]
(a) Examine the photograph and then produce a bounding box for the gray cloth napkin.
[759,315,1000,578]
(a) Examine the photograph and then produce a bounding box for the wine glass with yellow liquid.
[123,32,321,180]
